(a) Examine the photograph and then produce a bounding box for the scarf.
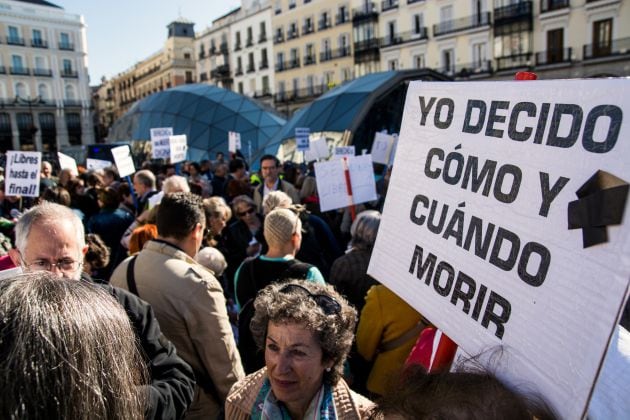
[250,376,337,420]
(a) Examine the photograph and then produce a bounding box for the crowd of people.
[0,152,566,419]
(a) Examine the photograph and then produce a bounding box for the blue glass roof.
[108,84,286,162]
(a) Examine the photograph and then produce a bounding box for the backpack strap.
[126,255,139,297]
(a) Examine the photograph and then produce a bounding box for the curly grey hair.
[250,279,357,386]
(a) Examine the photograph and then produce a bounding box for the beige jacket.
[111,240,244,419]
[225,368,374,419]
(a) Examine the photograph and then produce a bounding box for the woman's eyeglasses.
[279,284,341,315]
[237,207,256,217]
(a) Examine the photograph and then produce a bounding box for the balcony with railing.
[7,36,25,46]
[583,37,630,60]
[33,68,53,77]
[274,33,285,44]
[247,63,256,73]
[59,41,74,51]
[495,52,533,71]
[535,47,572,65]
[259,33,267,43]
[234,41,241,51]
[319,17,332,30]
[333,46,352,58]
[303,23,315,35]
[259,60,269,70]
[276,58,300,72]
[304,55,317,66]
[354,38,380,63]
[0,66,5,74]
[235,66,243,76]
[352,2,378,23]
[253,88,272,98]
[407,0,424,4]
[210,64,230,79]
[10,66,30,75]
[31,39,48,48]
[320,49,333,62]
[246,37,253,47]
[64,99,82,107]
[540,0,569,13]
[287,29,299,40]
[381,0,399,12]
[336,11,350,24]
[433,12,491,37]
[494,1,532,27]
[453,60,493,77]
[209,45,217,55]
[61,69,78,78]
[381,28,428,47]
[220,42,229,54]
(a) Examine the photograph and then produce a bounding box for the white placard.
[295,127,310,152]
[169,134,188,164]
[368,79,630,420]
[5,151,41,197]
[314,154,377,212]
[57,152,78,176]
[111,145,135,178]
[304,136,329,162]
[229,131,241,153]
[333,146,355,160]
[86,158,112,171]
[371,132,395,165]
[150,127,173,159]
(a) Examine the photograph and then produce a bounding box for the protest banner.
[371,132,395,165]
[295,127,310,152]
[304,136,329,162]
[314,154,377,212]
[368,79,630,419]
[57,152,78,176]
[229,131,241,153]
[5,151,41,197]
[333,146,355,160]
[86,158,112,171]
[111,145,135,177]
[169,134,187,163]
[150,127,173,159]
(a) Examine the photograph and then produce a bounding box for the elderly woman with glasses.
[226,279,374,419]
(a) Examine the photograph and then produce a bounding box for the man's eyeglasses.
[237,207,256,217]
[22,257,82,273]
[279,283,341,315]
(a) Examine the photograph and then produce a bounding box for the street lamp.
[14,95,45,150]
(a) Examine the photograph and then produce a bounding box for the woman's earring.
[325,367,331,372]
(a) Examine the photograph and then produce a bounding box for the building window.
[15,81,27,98]
[259,21,267,42]
[184,52,191,60]
[472,42,487,66]
[592,18,612,57]
[185,71,193,83]
[65,84,75,100]
[60,32,72,50]
[414,54,426,68]
[413,14,424,35]
[37,83,49,100]
[261,48,268,68]
[238,82,243,94]
[8,26,21,44]
[65,113,81,145]
[63,59,73,73]
[442,48,455,74]
[39,112,56,152]
[388,59,398,70]
[0,113,12,152]
[32,29,44,47]
[17,113,35,150]
[262,75,270,94]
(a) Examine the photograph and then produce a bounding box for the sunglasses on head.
[279,283,341,315]
[238,207,256,217]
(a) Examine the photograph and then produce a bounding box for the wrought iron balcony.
[63,99,82,107]
[535,47,572,65]
[381,0,399,12]
[495,52,533,71]
[433,12,490,37]
[319,17,332,30]
[274,33,285,44]
[304,55,317,66]
[259,33,267,43]
[287,29,299,40]
[219,42,229,54]
[302,24,315,35]
[0,66,5,74]
[33,68,53,77]
[247,64,255,73]
[210,64,230,78]
[407,0,424,3]
[246,38,253,47]
[31,39,48,48]
[494,1,532,27]
[540,0,569,13]
[59,41,74,51]
[453,60,493,77]
[352,2,378,23]
[320,50,333,62]
[7,36,25,46]
[234,42,241,51]
[583,37,630,60]
[61,69,78,78]
[259,60,269,70]
[10,66,30,75]
[235,67,243,76]
[333,46,352,58]
[336,11,350,24]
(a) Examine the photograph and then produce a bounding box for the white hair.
[162,175,190,194]
[195,247,227,276]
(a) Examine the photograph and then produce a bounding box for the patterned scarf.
[250,377,337,419]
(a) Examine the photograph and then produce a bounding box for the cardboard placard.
[5,151,41,197]
[295,127,310,152]
[150,127,173,159]
[111,145,135,178]
[333,146,355,160]
[368,79,630,420]
[169,135,188,164]
[314,154,377,212]
[86,158,112,171]
[57,152,78,176]
[371,132,395,165]
[304,136,329,162]
[229,131,241,153]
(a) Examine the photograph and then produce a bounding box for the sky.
[55,0,241,85]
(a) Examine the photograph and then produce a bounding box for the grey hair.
[162,175,190,194]
[15,202,85,255]
[134,169,156,189]
[0,272,147,419]
[196,246,227,276]
[231,194,255,213]
[250,279,357,386]
[350,210,381,250]
[262,190,292,215]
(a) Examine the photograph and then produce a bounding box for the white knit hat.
[264,208,301,247]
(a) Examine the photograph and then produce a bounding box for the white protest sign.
[5,151,41,197]
[371,132,395,165]
[295,127,310,152]
[57,152,78,176]
[304,136,329,162]
[368,79,630,420]
[111,145,135,178]
[314,154,377,212]
[333,146,355,160]
[86,158,112,171]
[169,135,188,164]
[228,131,241,153]
[150,127,173,159]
